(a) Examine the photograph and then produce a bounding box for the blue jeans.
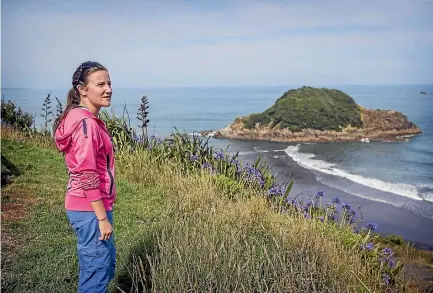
[66,210,116,293]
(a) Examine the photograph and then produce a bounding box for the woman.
[54,61,117,293]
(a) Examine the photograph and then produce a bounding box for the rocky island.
[201,86,422,143]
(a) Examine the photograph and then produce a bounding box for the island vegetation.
[244,86,363,132]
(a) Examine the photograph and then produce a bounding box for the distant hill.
[203,86,422,143]
[243,86,363,132]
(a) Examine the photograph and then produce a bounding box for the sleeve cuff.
[84,188,103,202]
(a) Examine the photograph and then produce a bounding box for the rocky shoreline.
[200,108,422,143]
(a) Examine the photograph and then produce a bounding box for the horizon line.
[2,83,433,91]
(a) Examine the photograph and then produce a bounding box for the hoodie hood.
[54,107,103,152]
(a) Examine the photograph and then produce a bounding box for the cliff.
[203,87,422,143]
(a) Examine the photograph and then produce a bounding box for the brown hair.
[53,61,108,133]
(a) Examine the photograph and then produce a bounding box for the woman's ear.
[77,85,87,97]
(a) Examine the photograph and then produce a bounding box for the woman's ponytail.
[53,87,80,134]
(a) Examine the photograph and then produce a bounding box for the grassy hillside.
[2,125,428,293]
[244,86,363,131]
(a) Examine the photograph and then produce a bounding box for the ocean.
[2,85,433,247]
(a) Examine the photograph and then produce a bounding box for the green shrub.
[99,107,137,152]
[244,113,271,129]
[288,125,302,133]
[1,97,34,131]
[384,235,404,246]
[244,86,363,132]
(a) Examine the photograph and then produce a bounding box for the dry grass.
[1,126,55,149]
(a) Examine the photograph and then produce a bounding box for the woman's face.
[79,70,112,109]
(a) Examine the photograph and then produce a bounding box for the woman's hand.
[89,199,113,240]
[98,218,113,240]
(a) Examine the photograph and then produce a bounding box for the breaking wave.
[284,144,433,203]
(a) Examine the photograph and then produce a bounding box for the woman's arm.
[73,119,113,240]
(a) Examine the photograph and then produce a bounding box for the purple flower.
[243,164,265,187]
[383,273,391,286]
[243,165,255,175]
[268,187,276,195]
[387,258,395,268]
[190,154,199,161]
[214,151,224,160]
[382,247,393,256]
[268,186,283,196]
[202,162,213,170]
[342,203,351,210]
[257,177,265,188]
[361,242,374,251]
[315,191,324,198]
[365,222,378,232]
[230,158,239,166]
[318,216,324,222]
[286,198,297,205]
[304,213,311,219]
[332,197,341,204]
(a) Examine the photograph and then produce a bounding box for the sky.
[1,0,433,89]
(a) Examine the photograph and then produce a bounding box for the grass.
[1,126,432,292]
[1,137,169,293]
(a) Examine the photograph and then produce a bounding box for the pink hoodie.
[54,107,116,211]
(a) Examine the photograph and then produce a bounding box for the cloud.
[1,0,432,88]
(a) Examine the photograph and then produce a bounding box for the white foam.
[253,147,269,153]
[284,144,431,203]
[396,134,417,139]
[236,151,256,156]
[417,183,433,202]
[317,176,399,205]
[190,131,216,137]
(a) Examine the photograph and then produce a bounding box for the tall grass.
[114,147,407,293]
